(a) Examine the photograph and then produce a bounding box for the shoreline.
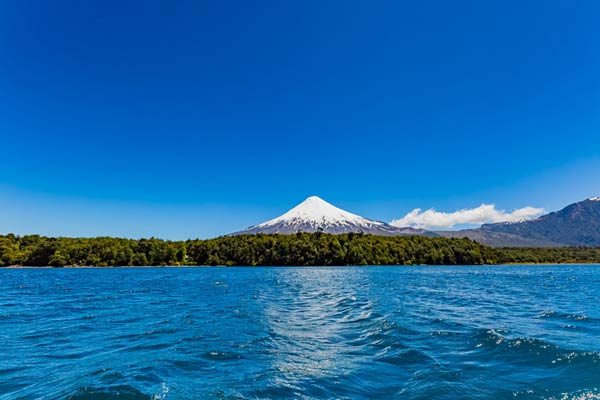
[3,263,600,269]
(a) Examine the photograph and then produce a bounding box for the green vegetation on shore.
[1,233,599,267]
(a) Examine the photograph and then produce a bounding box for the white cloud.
[390,204,545,230]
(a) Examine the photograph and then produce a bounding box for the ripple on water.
[66,385,154,400]
[471,328,600,371]
[538,310,593,322]
[0,265,599,399]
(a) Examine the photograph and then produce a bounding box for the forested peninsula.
[1,233,599,267]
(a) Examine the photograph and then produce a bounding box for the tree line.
[0,233,599,267]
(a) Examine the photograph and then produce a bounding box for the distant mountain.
[233,196,600,247]
[436,229,563,247]
[232,196,435,236]
[438,198,600,247]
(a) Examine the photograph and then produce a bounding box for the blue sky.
[1,0,599,239]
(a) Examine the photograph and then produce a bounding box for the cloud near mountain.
[390,204,545,230]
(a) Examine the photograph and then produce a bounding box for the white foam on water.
[152,382,169,400]
[556,389,600,400]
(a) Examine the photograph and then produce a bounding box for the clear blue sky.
[1,0,599,239]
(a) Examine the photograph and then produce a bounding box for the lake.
[1,265,599,399]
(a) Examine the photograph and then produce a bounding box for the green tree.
[49,250,67,267]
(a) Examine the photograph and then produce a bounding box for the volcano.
[232,196,430,236]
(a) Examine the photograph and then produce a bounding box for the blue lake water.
[1,265,599,399]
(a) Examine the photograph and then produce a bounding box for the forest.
[0,233,599,267]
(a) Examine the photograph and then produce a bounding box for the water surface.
[1,265,599,399]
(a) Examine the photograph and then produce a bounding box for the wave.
[65,381,169,400]
[471,328,600,366]
[202,350,244,361]
[66,385,154,400]
[537,310,595,322]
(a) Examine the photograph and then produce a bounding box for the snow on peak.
[589,197,600,201]
[233,195,412,235]
[256,196,376,228]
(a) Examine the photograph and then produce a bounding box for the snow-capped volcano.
[232,196,430,236]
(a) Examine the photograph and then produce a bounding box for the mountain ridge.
[437,197,600,247]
